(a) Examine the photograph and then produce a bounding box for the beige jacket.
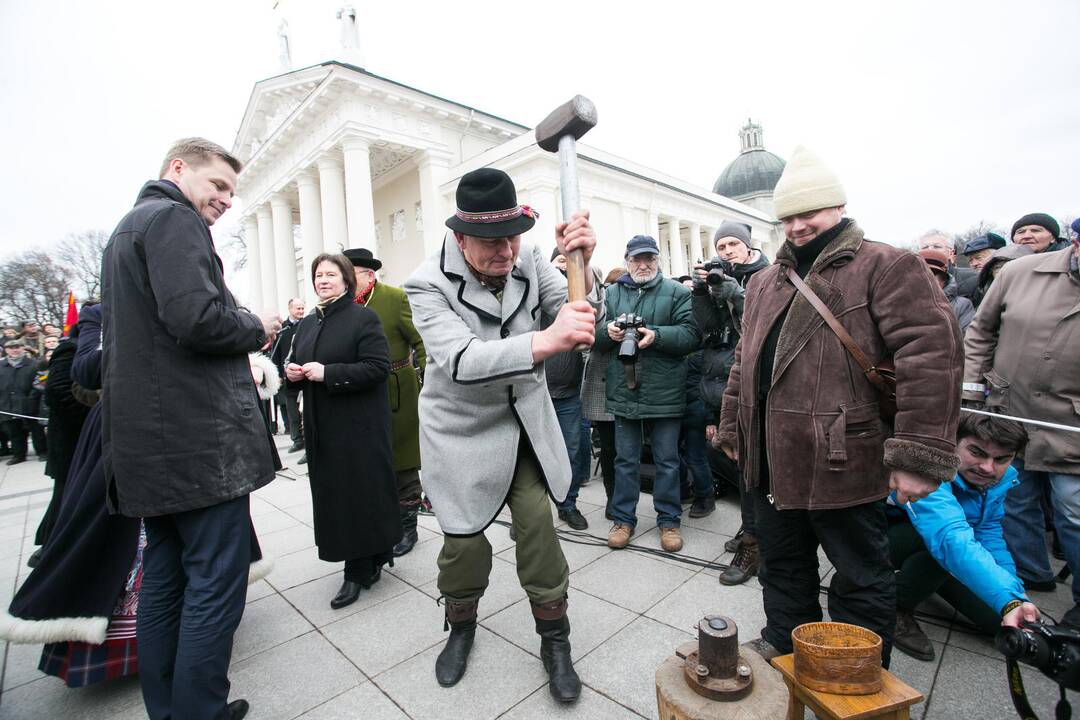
[964,247,1080,473]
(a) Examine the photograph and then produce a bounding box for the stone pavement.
[0,435,1075,719]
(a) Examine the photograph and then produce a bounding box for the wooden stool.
[770,654,923,720]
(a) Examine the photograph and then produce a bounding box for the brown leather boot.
[718,533,759,586]
[436,600,478,687]
[532,598,581,703]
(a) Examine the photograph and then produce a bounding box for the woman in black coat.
[286,253,401,609]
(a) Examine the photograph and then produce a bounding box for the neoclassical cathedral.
[235,21,786,309]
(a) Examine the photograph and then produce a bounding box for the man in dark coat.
[0,339,37,465]
[692,221,771,585]
[343,248,427,557]
[270,297,305,453]
[101,137,281,720]
[717,147,962,667]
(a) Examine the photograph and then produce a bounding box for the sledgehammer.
[535,95,597,307]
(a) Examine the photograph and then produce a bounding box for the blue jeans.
[681,399,714,500]
[574,418,592,485]
[612,416,682,529]
[139,494,251,720]
[1002,458,1080,603]
[552,395,583,511]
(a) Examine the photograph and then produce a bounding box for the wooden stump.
[656,645,788,720]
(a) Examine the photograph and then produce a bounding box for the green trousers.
[888,518,1001,634]
[437,449,570,605]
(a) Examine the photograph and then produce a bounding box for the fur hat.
[772,146,847,220]
[713,221,752,249]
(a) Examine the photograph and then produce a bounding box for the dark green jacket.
[595,273,699,419]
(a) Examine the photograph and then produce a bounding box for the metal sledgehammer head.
[535,95,597,152]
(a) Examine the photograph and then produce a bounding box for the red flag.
[63,291,77,337]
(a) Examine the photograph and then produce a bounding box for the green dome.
[713,120,785,199]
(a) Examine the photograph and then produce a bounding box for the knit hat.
[771,146,847,220]
[713,221,752,249]
[1011,213,1060,240]
[1073,217,1080,237]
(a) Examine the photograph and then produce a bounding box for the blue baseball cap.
[962,232,1006,255]
[625,235,660,257]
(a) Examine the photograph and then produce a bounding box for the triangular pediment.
[233,65,333,164]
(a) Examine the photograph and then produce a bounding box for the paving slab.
[628,523,727,571]
[384,532,444,588]
[887,639,944,720]
[231,592,314,663]
[258,522,318,558]
[0,673,146,719]
[571,549,695,614]
[925,644,1062,720]
[482,587,637,661]
[499,684,647,719]
[575,616,694,719]
[645,571,767,641]
[321,587,445,677]
[228,630,365,720]
[266,545,343,591]
[283,569,412,629]
[297,681,410,719]
[376,627,548,720]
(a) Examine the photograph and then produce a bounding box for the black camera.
[613,313,645,389]
[701,257,734,286]
[996,620,1080,692]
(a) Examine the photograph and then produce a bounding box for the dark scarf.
[788,217,851,279]
[465,259,508,293]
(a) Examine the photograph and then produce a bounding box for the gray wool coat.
[404,235,604,535]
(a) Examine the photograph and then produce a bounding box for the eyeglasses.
[627,255,658,266]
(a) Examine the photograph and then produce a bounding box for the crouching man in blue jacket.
[889,413,1041,661]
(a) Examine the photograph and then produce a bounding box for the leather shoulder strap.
[785,266,876,374]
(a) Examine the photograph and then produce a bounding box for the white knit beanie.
[772,146,847,220]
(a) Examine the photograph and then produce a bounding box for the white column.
[416,149,452,258]
[242,215,263,310]
[342,137,376,251]
[668,217,686,277]
[296,170,323,305]
[318,154,349,253]
[701,225,713,260]
[255,204,278,310]
[270,193,299,309]
[688,222,702,265]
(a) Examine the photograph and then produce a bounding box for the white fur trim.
[249,352,281,400]
[248,555,275,584]
[0,611,108,645]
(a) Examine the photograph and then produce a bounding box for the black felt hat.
[445,168,538,238]
[342,248,382,271]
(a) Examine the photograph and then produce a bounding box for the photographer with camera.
[692,221,770,586]
[596,235,700,552]
[889,414,1041,662]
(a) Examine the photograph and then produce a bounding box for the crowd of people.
[0,135,1077,718]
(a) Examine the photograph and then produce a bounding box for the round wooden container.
[792,622,882,695]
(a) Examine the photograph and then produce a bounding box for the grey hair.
[919,229,953,243]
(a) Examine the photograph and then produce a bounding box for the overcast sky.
[3,0,1078,281]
